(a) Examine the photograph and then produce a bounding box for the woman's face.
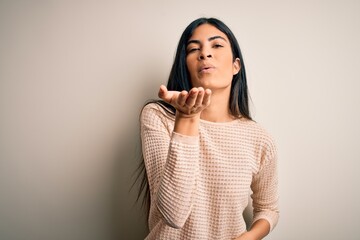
[186,24,240,91]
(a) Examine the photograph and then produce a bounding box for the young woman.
[138,17,279,240]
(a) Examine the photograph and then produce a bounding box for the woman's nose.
[199,48,212,60]
[199,53,212,60]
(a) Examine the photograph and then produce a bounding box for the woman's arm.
[141,85,211,229]
[249,135,279,237]
[234,219,270,240]
[234,135,278,240]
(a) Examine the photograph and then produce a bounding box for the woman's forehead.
[189,24,228,42]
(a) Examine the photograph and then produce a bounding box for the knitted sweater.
[141,103,279,240]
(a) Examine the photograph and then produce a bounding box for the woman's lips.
[199,65,215,73]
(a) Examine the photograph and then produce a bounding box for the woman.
[138,17,279,239]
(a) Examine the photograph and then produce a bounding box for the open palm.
[158,85,211,116]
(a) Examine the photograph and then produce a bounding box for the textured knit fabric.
[141,103,279,240]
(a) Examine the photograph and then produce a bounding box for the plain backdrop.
[1,0,359,239]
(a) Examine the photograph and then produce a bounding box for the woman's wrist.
[235,231,256,240]
[239,219,270,240]
[174,111,201,136]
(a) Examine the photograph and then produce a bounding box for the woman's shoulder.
[141,101,175,122]
[238,118,276,148]
[234,119,278,166]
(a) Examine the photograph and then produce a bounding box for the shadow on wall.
[244,197,254,229]
[111,106,150,238]
[112,119,149,239]
[111,72,161,239]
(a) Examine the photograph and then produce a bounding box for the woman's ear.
[233,58,241,75]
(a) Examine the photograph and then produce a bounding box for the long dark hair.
[134,17,252,218]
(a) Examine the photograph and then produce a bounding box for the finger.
[185,88,199,107]
[194,87,204,107]
[202,89,212,107]
[177,90,188,106]
[158,85,170,102]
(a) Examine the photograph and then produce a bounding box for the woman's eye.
[213,44,223,48]
[188,48,200,53]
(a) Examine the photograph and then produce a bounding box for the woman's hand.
[233,219,270,240]
[233,231,256,240]
[158,85,211,117]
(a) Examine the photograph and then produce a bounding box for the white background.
[1,0,359,239]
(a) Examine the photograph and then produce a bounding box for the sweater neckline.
[199,118,241,125]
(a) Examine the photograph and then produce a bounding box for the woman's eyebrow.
[208,35,227,42]
[187,35,227,45]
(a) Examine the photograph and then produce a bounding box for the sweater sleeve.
[250,135,279,232]
[140,104,199,229]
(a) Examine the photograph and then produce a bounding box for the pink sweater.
[141,103,279,240]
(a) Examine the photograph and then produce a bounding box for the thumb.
[158,85,171,103]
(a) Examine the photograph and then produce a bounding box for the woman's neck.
[200,89,235,122]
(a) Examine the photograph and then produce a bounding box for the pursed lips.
[199,64,215,73]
